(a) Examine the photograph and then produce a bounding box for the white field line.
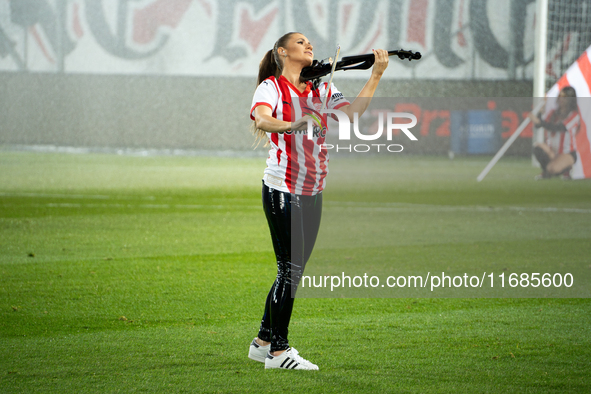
[17,203,258,210]
[0,192,112,199]
[0,192,156,200]
[0,193,257,210]
[1,192,590,214]
[325,201,591,214]
[0,144,267,158]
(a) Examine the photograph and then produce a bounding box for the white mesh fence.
[546,0,591,90]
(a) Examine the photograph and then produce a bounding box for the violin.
[301,49,422,82]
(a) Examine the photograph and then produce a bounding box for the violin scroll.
[394,49,422,61]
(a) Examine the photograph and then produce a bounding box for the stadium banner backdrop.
[0,0,537,79]
[545,45,591,180]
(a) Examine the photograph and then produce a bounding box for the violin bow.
[321,44,341,111]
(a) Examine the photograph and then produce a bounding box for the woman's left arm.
[339,49,389,122]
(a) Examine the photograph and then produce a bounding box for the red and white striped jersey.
[250,75,350,195]
[542,108,581,155]
[546,45,591,179]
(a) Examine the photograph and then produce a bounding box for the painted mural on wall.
[0,0,538,79]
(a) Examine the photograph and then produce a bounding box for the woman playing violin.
[247,32,389,370]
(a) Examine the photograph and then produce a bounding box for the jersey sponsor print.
[251,76,349,195]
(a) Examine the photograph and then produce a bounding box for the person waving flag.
[545,45,591,180]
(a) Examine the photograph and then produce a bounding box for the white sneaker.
[248,338,270,363]
[264,347,319,370]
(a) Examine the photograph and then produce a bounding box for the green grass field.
[1,151,590,393]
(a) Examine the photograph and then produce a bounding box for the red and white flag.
[546,45,591,179]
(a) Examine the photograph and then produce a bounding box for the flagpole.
[476,100,545,182]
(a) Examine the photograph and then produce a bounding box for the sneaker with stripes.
[264,347,319,370]
[248,338,270,363]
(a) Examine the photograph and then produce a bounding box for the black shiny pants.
[257,182,323,352]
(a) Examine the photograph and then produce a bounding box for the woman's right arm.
[528,112,542,127]
[253,105,290,133]
[254,105,313,133]
[527,112,567,132]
